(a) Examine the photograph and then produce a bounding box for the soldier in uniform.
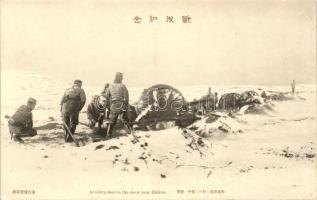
[101,83,110,97]
[100,83,111,120]
[86,95,106,130]
[105,72,132,138]
[60,80,86,142]
[207,87,212,95]
[8,97,37,142]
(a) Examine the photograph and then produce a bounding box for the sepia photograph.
[1,0,316,199]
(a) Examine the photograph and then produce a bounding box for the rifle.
[61,120,80,147]
[78,121,90,127]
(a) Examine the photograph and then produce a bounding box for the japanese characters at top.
[133,15,192,24]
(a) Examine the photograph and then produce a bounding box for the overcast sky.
[1,0,316,87]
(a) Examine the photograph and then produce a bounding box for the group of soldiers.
[7,73,297,143]
[8,72,131,143]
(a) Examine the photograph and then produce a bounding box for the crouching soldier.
[105,72,132,138]
[60,80,86,142]
[8,97,37,142]
[86,95,107,130]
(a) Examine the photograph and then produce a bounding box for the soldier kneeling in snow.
[8,97,37,142]
[86,95,107,130]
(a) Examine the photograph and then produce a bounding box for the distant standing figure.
[101,83,110,97]
[204,88,218,113]
[214,92,218,110]
[291,80,296,94]
[8,97,37,142]
[60,80,86,142]
[207,87,212,95]
[105,72,131,138]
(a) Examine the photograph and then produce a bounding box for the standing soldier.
[100,83,110,120]
[8,97,37,142]
[60,80,86,142]
[207,87,212,95]
[205,87,214,113]
[291,80,296,94]
[105,72,131,138]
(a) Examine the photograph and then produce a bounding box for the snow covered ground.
[1,70,316,199]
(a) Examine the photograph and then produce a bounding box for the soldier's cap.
[115,72,123,78]
[27,97,37,104]
[114,72,123,83]
[74,80,82,84]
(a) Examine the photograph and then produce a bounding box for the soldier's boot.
[65,126,75,143]
[65,132,73,143]
[70,126,76,141]
[106,123,114,139]
[63,128,67,142]
[70,126,76,135]
[10,131,13,140]
[123,123,133,135]
[63,125,70,143]
[102,123,108,137]
[98,121,103,132]
[13,135,24,143]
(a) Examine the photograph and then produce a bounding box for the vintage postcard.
[1,0,316,199]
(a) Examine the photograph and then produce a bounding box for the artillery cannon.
[218,90,263,112]
[131,84,197,130]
